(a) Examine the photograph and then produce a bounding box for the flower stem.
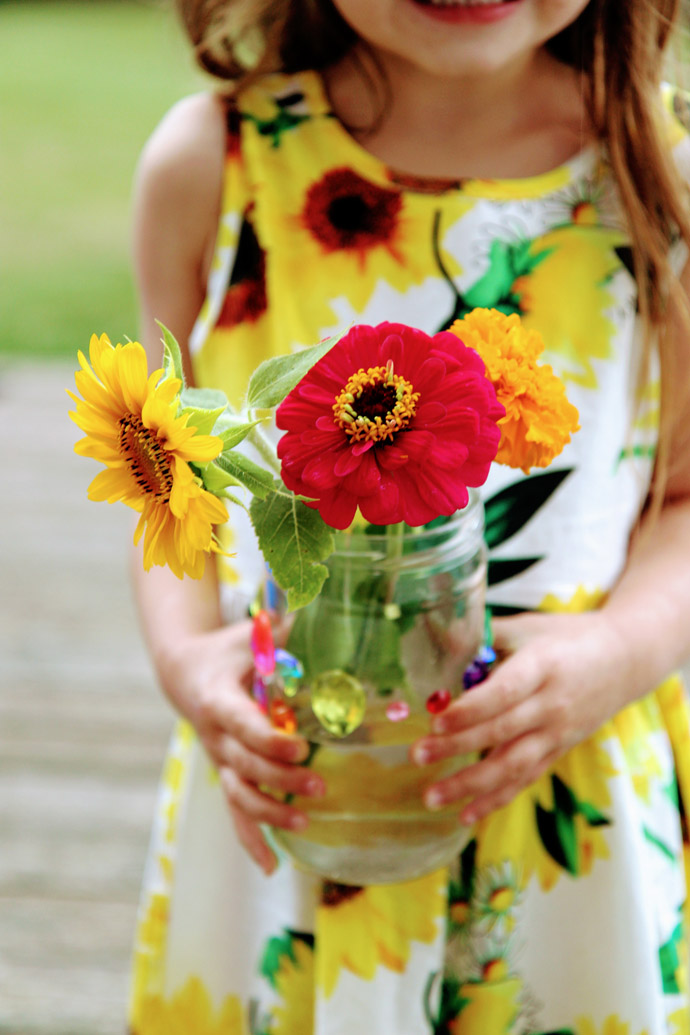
[385,522,405,603]
[248,422,281,476]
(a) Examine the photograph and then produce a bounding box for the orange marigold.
[449,308,579,473]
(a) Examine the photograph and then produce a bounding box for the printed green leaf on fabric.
[535,774,612,876]
[484,470,572,549]
[488,556,542,586]
[259,931,297,989]
[250,491,334,610]
[659,919,685,994]
[536,803,578,874]
[643,826,677,863]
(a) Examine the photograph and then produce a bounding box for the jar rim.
[330,490,485,571]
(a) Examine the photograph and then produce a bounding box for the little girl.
[128,0,690,1031]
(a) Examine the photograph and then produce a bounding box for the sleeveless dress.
[128,72,690,1035]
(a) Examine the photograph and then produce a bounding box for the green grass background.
[1,0,208,358]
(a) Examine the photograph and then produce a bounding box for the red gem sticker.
[426,689,451,715]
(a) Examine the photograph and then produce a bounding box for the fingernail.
[412,744,431,766]
[305,777,325,796]
[291,741,309,763]
[425,789,444,811]
[290,813,308,831]
[461,808,476,825]
[431,717,447,734]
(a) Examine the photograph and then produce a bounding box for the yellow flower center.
[572,200,598,226]
[333,363,419,444]
[482,958,508,981]
[489,886,515,913]
[119,414,174,503]
[450,901,470,925]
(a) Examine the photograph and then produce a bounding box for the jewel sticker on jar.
[310,670,366,737]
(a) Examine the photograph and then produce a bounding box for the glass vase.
[262,492,487,885]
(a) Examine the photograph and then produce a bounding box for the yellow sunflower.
[477,735,615,893]
[269,938,315,1035]
[575,1014,649,1035]
[448,978,523,1034]
[315,868,447,997]
[512,224,628,390]
[69,334,228,579]
[449,308,580,473]
[130,976,248,1035]
[129,889,170,1012]
[669,1007,690,1035]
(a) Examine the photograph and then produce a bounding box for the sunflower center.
[333,364,419,444]
[118,414,174,503]
[321,881,364,907]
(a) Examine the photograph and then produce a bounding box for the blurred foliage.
[1,0,208,358]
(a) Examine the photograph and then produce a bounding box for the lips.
[409,0,522,23]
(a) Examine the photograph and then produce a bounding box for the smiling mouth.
[412,0,520,6]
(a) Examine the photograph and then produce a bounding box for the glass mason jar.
[263,492,487,885]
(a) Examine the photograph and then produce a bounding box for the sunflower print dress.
[128,73,690,1035]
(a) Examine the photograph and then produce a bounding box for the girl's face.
[329,0,592,80]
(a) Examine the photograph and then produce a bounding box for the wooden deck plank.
[1,362,172,1034]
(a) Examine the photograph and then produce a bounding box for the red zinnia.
[276,323,504,529]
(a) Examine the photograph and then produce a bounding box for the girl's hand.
[159,620,325,875]
[412,610,634,824]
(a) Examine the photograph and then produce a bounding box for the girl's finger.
[202,687,310,764]
[424,728,552,811]
[216,735,325,798]
[430,648,546,735]
[459,745,562,824]
[219,766,310,833]
[413,690,548,763]
[226,800,278,875]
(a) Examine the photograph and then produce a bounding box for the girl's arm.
[415,267,690,823]
[130,94,324,873]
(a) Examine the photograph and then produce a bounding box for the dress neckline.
[300,68,600,200]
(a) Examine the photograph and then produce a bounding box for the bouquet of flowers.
[69,309,578,882]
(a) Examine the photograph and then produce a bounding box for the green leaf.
[259,931,297,989]
[246,330,343,409]
[250,491,334,611]
[484,470,573,549]
[659,920,684,993]
[552,773,578,818]
[180,386,229,411]
[355,610,407,690]
[576,800,611,828]
[643,825,676,862]
[197,459,245,500]
[216,415,265,450]
[156,321,185,385]
[487,556,541,586]
[213,451,275,499]
[535,802,578,874]
[286,600,355,681]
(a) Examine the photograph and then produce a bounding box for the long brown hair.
[177,0,690,501]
